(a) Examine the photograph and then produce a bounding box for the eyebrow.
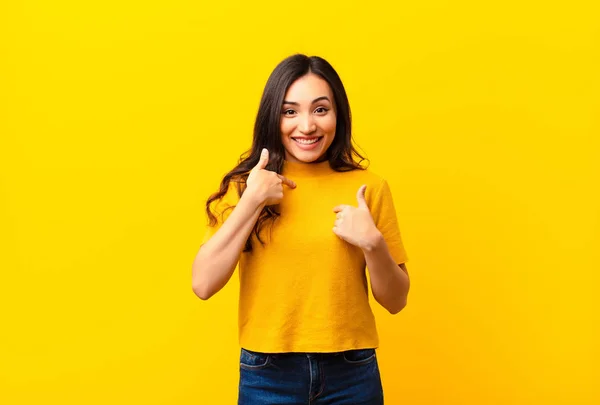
[282,96,331,106]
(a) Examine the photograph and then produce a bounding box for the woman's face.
[280,73,337,163]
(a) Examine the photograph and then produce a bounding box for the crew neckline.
[282,159,336,178]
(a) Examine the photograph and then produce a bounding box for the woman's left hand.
[333,185,381,249]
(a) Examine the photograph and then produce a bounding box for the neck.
[282,159,335,178]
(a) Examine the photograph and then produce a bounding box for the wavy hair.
[206,54,368,252]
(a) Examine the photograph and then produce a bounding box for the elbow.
[374,293,407,315]
[192,258,214,301]
[387,298,407,315]
[192,282,212,301]
[192,275,219,300]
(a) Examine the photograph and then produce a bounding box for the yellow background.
[1,1,598,404]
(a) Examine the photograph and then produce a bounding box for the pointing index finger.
[333,205,348,213]
[277,174,296,189]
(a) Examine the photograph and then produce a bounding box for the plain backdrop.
[1,1,599,404]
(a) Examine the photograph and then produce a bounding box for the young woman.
[192,54,410,405]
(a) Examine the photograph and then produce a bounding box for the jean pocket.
[342,348,376,365]
[240,348,271,370]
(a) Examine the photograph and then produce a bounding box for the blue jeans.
[238,348,384,404]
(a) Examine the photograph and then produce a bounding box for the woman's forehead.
[284,74,333,103]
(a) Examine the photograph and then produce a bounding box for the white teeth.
[294,138,319,144]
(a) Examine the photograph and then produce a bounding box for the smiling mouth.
[292,136,323,145]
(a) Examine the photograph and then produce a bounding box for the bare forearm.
[192,193,264,300]
[362,232,410,314]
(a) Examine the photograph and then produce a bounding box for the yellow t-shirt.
[201,159,408,353]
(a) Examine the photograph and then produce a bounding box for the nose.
[298,114,317,134]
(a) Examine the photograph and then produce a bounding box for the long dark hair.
[206,54,368,252]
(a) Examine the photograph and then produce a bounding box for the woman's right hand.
[245,148,296,207]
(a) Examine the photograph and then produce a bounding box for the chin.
[290,150,327,163]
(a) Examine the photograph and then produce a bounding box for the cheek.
[280,120,294,137]
[321,115,337,134]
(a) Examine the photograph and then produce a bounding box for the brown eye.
[283,109,296,116]
[315,107,329,114]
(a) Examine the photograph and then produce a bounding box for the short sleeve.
[201,181,241,245]
[370,178,409,264]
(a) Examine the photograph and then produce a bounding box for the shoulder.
[339,167,389,194]
[329,167,395,209]
[351,168,399,213]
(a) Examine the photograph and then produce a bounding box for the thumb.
[254,148,269,170]
[356,185,368,209]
